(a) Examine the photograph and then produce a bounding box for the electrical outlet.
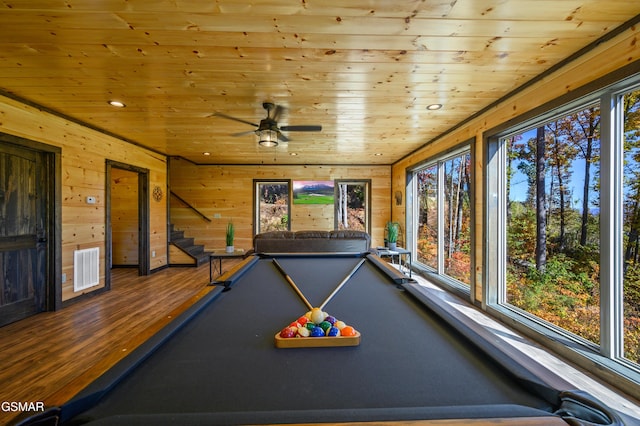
[152,250,156,257]
[61,273,66,283]
[213,213,221,219]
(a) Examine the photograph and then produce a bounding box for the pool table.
[25,253,622,425]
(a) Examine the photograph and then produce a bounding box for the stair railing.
[170,191,212,222]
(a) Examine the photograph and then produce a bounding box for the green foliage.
[226,221,234,246]
[508,254,600,343]
[294,194,333,204]
[504,90,640,362]
[386,221,399,243]
[507,202,536,261]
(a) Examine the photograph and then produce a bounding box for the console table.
[377,247,412,277]
[209,249,246,283]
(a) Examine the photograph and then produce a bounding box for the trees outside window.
[255,180,290,234]
[494,85,640,366]
[414,151,471,286]
[335,180,370,233]
[622,88,640,363]
[504,104,602,345]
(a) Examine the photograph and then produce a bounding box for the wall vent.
[74,247,100,292]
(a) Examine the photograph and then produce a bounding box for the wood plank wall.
[110,167,139,266]
[169,158,391,251]
[390,23,640,304]
[0,96,168,302]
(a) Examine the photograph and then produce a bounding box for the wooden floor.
[1,261,639,426]
[0,263,223,425]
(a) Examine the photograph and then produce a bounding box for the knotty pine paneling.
[110,168,139,266]
[0,94,168,302]
[169,159,391,251]
[390,22,640,305]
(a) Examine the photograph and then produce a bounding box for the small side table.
[209,249,246,283]
[377,247,412,278]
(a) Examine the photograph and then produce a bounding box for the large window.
[254,180,290,234]
[503,104,602,345]
[412,148,472,287]
[487,78,640,374]
[335,180,370,233]
[622,87,640,363]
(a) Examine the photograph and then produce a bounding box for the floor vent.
[74,247,100,291]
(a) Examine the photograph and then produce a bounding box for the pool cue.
[319,258,366,310]
[272,259,314,311]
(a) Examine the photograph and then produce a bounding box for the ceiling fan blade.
[280,125,322,132]
[213,112,259,128]
[272,104,285,121]
[231,130,257,137]
[277,132,290,142]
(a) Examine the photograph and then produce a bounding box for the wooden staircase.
[169,224,211,266]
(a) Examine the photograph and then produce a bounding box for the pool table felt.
[62,255,564,425]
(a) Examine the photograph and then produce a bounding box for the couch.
[253,230,371,253]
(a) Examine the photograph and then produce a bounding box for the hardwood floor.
[0,263,226,425]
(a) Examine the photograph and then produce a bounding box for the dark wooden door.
[0,143,47,326]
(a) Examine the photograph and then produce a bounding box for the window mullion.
[437,161,445,274]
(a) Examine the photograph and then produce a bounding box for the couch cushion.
[254,231,295,239]
[253,229,371,253]
[295,230,331,239]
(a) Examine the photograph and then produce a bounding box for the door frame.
[0,132,61,312]
[105,160,150,289]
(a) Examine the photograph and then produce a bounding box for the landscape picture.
[293,180,334,204]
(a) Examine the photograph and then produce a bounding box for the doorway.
[0,135,60,326]
[105,161,149,289]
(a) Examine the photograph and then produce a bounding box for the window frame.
[407,143,473,296]
[333,179,371,234]
[253,179,292,235]
[484,73,640,395]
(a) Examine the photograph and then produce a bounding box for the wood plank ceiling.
[0,1,639,165]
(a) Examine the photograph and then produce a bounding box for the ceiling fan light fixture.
[257,129,278,147]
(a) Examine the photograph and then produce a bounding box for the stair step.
[172,237,194,247]
[184,244,205,256]
[170,230,184,241]
[169,224,210,267]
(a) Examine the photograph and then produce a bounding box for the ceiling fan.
[213,102,322,147]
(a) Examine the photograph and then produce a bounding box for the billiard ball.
[297,326,310,337]
[310,326,325,337]
[327,327,340,337]
[334,320,346,330]
[319,321,332,332]
[310,308,325,324]
[340,326,356,337]
[279,326,297,338]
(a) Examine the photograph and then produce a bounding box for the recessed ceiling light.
[289,152,298,156]
[108,100,126,108]
[203,152,211,156]
[426,103,442,110]
[374,153,383,156]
